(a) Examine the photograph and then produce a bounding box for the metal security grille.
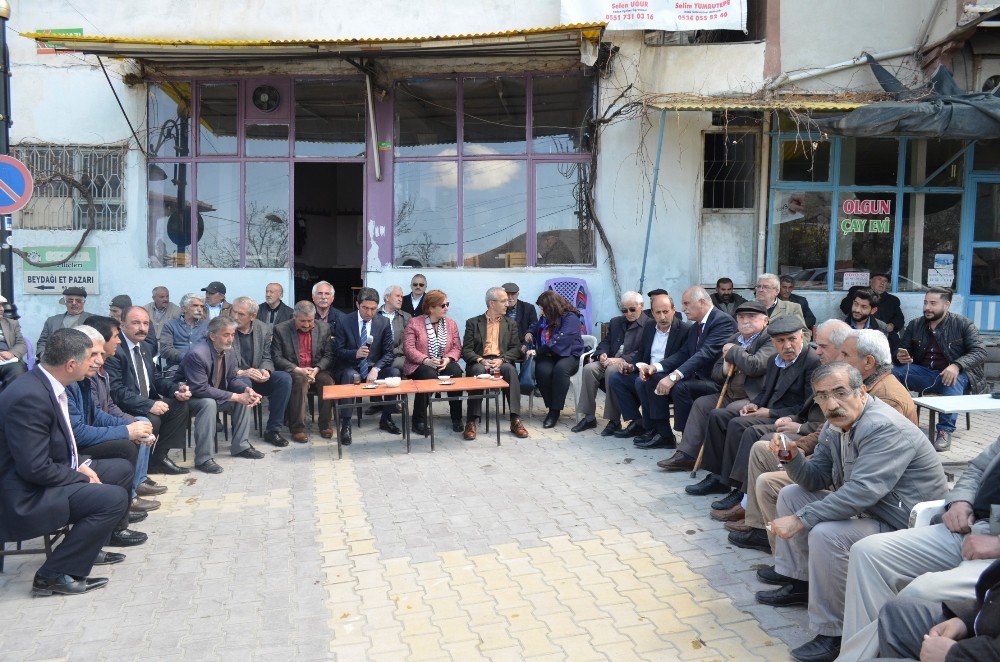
[12,144,127,230]
[702,132,757,210]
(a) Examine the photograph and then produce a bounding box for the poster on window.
[561,0,747,31]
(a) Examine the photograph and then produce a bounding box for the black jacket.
[897,312,987,395]
[941,558,1000,661]
[594,314,648,365]
[751,345,821,419]
[637,317,692,367]
[661,307,737,381]
[710,292,747,318]
[401,294,425,317]
[260,301,294,326]
[106,340,180,416]
[785,293,816,329]
[507,300,539,343]
[839,287,905,332]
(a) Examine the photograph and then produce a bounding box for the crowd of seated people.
[1,272,997,662]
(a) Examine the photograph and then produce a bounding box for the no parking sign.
[0,155,33,214]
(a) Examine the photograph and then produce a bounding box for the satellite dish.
[252,85,281,113]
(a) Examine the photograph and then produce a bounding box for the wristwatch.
[668,373,678,383]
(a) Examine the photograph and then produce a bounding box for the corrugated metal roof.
[646,97,868,111]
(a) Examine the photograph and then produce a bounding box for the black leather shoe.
[613,421,644,438]
[379,419,402,435]
[32,574,109,597]
[756,565,795,585]
[413,420,429,436]
[755,580,809,607]
[128,511,148,524]
[790,635,841,662]
[543,411,560,429]
[264,430,289,447]
[236,446,265,459]
[571,416,597,433]
[107,529,148,547]
[600,421,622,437]
[148,457,189,475]
[634,429,658,443]
[728,528,771,553]
[340,423,353,445]
[451,419,464,433]
[685,475,730,495]
[711,489,743,511]
[93,550,126,566]
[196,459,224,474]
[635,432,677,449]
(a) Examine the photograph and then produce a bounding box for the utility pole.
[0,0,14,318]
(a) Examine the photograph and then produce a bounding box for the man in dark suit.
[106,306,194,475]
[36,286,97,360]
[779,275,817,329]
[502,282,538,344]
[686,315,820,502]
[462,286,529,441]
[402,274,427,316]
[260,282,294,326]
[608,293,692,443]
[638,286,739,448]
[230,296,292,447]
[0,294,27,389]
[332,288,399,443]
[272,301,336,442]
[839,273,905,334]
[0,328,139,596]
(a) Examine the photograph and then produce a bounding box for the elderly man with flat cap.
[502,282,538,345]
[36,286,98,360]
[0,293,27,389]
[201,281,232,320]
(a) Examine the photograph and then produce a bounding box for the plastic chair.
[24,337,35,371]
[908,499,945,528]
[527,334,598,422]
[545,278,592,334]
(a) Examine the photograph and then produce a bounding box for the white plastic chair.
[527,334,598,421]
[908,499,945,528]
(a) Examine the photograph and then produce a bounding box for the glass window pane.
[198,82,238,155]
[147,82,191,158]
[245,162,289,268]
[833,192,896,289]
[899,193,961,292]
[462,77,527,155]
[770,191,832,290]
[147,164,192,267]
[532,75,594,154]
[196,163,241,267]
[840,138,898,186]
[393,162,458,267]
[535,162,594,265]
[971,248,1000,295]
[975,183,1000,242]
[246,124,289,157]
[974,139,1000,171]
[462,161,527,268]
[905,139,965,187]
[777,140,830,182]
[294,79,366,157]
[703,133,757,209]
[394,79,457,157]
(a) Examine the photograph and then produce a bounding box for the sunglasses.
[621,307,639,314]
[412,283,426,288]
[440,302,450,308]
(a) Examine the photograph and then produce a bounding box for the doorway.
[293,163,364,310]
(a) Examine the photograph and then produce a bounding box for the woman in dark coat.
[525,290,585,429]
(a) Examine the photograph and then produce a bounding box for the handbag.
[519,354,535,391]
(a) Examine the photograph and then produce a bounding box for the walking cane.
[691,363,736,479]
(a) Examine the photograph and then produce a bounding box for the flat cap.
[734,301,767,316]
[502,282,519,293]
[202,281,226,295]
[767,315,806,336]
[110,294,132,310]
[63,286,88,298]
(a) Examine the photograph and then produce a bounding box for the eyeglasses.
[621,307,639,314]
[813,387,857,403]
[411,282,426,288]
[441,302,450,308]
[755,284,777,291]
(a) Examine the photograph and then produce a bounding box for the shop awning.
[21,24,605,63]
[644,95,872,112]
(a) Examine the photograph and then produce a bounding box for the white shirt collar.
[37,364,66,399]
[123,334,141,354]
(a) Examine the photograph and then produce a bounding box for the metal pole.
[0,1,14,318]
[638,108,667,294]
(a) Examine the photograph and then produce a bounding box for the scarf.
[425,317,448,359]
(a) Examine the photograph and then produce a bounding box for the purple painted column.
[363,87,395,277]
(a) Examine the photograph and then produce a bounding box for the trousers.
[466,362,520,418]
[676,387,731,458]
[534,354,578,412]
[891,363,969,432]
[249,371,292,432]
[877,597,944,660]
[289,369,334,432]
[190,396,251,464]
[744,439,793,539]
[577,360,623,420]
[147,397,190,464]
[338,365,401,422]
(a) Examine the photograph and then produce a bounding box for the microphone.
[364,334,374,348]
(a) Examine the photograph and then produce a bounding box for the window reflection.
[196,163,241,268]
[394,162,458,267]
[246,124,289,157]
[462,161,526,267]
[147,165,192,267]
[535,163,593,265]
[463,77,527,155]
[294,80,366,157]
[900,193,961,292]
[394,80,457,157]
[833,192,895,289]
[778,140,830,182]
[198,82,238,155]
[532,75,594,154]
[148,83,191,158]
[245,162,289,268]
[771,191,832,289]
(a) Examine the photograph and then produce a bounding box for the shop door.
[962,175,1000,331]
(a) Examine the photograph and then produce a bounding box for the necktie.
[696,322,706,346]
[57,391,79,469]
[133,345,149,397]
[212,352,225,389]
[359,320,370,377]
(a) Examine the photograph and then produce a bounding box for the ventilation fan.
[251,85,281,113]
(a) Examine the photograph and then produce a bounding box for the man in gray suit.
[143,286,181,337]
[0,294,27,389]
[36,286,97,359]
[377,285,411,374]
[755,273,810,342]
[230,296,292,447]
[272,301,335,442]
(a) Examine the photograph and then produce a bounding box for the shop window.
[898,193,961,292]
[703,132,757,209]
[197,82,238,155]
[974,139,1000,171]
[974,183,1000,242]
[394,162,458,268]
[777,139,830,183]
[536,163,594,265]
[463,77,527,155]
[905,139,964,187]
[840,138,898,186]
[532,75,593,154]
[771,191,832,289]
[294,79,366,158]
[462,161,527,267]
[147,83,191,158]
[832,192,896,289]
[394,79,458,157]
[195,163,241,268]
[245,162,290,268]
[245,124,289,157]
[971,248,1000,296]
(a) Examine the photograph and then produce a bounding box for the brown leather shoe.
[510,418,529,438]
[130,497,160,513]
[136,482,167,497]
[463,420,478,440]
[291,431,308,443]
[710,504,745,522]
[320,428,334,439]
[724,518,751,533]
[657,450,695,472]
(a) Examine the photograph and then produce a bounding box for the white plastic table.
[911,394,1000,441]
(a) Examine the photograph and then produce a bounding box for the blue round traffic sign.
[0,155,34,214]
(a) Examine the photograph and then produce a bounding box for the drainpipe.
[756,112,771,280]
[638,108,667,294]
[766,47,916,90]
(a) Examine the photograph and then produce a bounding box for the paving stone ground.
[0,396,994,661]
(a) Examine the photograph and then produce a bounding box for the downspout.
[756,112,771,280]
[766,47,916,90]
[638,108,667,293]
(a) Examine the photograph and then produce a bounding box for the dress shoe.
[128,511,148,524]
[130,497,160,513]
[142,478,160,488]
[542,411,560,429]
[685,475,730,496]
[320,428,334,439]
[934,430,952,452]
[635,433,676,449]
[236,446,265,459]
[379,418,402,435]
[571,416,597,433]
[413,420,429,436]
[136,482,167,497]
[790,635,841,662]
[264,430,290,447]
[148,457,189,475]
[107,529,148,547]
[510,418,529,438]
[600,421,622,437]
[710,503,745,522]
[463,420,478,440]
[724,518,751,533]
[613,421,644,438]
[755,580,809,607]
[340,423,353,445]
[196,459,224,474]
[93,550,126,566]
[451,419,465,433]
[657,451,695,472]
[32,574,109,597]
[711,489,744,511]
[729,528,771,553]
[634,428,658,443]
[291,431,308,443]
[756,565,795,585]
[364,405,380,416]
